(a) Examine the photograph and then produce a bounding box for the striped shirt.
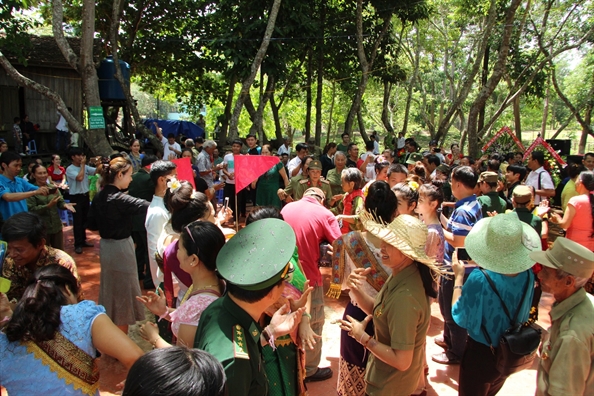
[444,194,482,264]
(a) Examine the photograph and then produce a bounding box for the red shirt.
[47,165,66,182]
[281,196,342,286]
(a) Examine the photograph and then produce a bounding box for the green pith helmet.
[216,218,296,291]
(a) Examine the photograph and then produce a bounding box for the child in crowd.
[416,183,445,264]
[335,167,365,234]
[392,179,419,216]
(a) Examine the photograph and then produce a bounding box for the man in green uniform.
[194,219,305,396]
[477,171,507,217]
[278,160,332,207]
[307,137,322,160]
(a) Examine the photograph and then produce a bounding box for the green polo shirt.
[195,294,268,396]
[537,288,594,396]
[478,191,507,217]
[365,264,430,396]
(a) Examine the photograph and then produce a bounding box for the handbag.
[479,269,542,376]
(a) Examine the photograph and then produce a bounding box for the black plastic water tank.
[98,56,131,100]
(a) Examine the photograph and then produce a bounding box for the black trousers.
[131,229,149,280]
[459,337,509,396]
[69,193,90,248]
[438,274,469,360]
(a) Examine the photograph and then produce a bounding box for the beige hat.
[529,237,594,279]
[303,187,325,201]
[513,185,533,204]
[360,212,444,274]
[478,171,499,184]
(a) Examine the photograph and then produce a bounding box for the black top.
[87,184,150,239]
[320,154,335,178]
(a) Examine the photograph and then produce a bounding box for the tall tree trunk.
[344,0,392,136]
[467,0,522,158]
[513,96,522,139]
[314,1,325,146]
[402,28,421,137]
[477,46,490,134]
[435,0,498,143]
[270,94,283,142]
[579,105,592,154]
[357,109,369,142]
[108,0,162,151]
[249,75,275,141]
[305,48,313,141]
[228,0,282,139]
[381,81,394,135]
[540,76,550,139]
[219,74,237,146]
[326,81,336,146]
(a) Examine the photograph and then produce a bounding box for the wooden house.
[0,36,83,152]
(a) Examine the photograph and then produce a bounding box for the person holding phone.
[26,164,76,250]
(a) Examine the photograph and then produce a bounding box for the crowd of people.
[0,129,592,396]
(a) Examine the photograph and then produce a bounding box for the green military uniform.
[307,145,322,160]
[195,294,268,395]
[194,219,297,396]
[477,191,507,217]
[514,207,542,236]
[292,178,332,206]
[282,174,305,198]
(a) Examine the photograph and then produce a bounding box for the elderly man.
[281,187,342,383]
[1,212,78,303]
[277,136,292,157]
[184,138,199,162]
[196,140,222,189]
[530,237,594,396]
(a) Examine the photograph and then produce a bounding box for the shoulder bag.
[479,269,542,376]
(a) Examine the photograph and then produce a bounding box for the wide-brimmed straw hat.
[360,212,442,273]
[465,212,541,274]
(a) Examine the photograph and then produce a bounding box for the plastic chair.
[27,140,38,155]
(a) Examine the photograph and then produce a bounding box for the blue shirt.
[452,269,534,347]
[444,194,482,264]
[66,165,96,195]
[0,175,38,220]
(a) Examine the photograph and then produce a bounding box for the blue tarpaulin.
[143,119,205,140]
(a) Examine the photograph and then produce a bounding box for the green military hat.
[529,237,594,279]
[478,171,499,184]
[436,164,450,174]
[406,152,423,165]
[216,218,296,290]
[308,160,323,170]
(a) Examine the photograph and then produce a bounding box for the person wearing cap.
[434,166,483,365]
[531,237,594,396]
[281,188,342,383]
[339,214,443,396]
[477,171,507,217]
[194,219,306,396]
[511,184,542,235]
[278,160,333,207]
[406,152,423,173]
[450,212,540,395]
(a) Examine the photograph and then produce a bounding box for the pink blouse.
[169,293,218,337]
[566,194,594,250]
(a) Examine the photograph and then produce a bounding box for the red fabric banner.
[522,137,567,167]
[171,157,196,189]
[482,126,526,152]
[234,155,280,193]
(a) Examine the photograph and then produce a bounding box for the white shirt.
[277,144,291,157]
[372,140,380,155]
[397,137,406,149]
[161,136,181,160]
[223,153,236,185]
[287,156,302,177]
[56,111,68,132]
[145,195,170,285]
[526,166,554,204]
